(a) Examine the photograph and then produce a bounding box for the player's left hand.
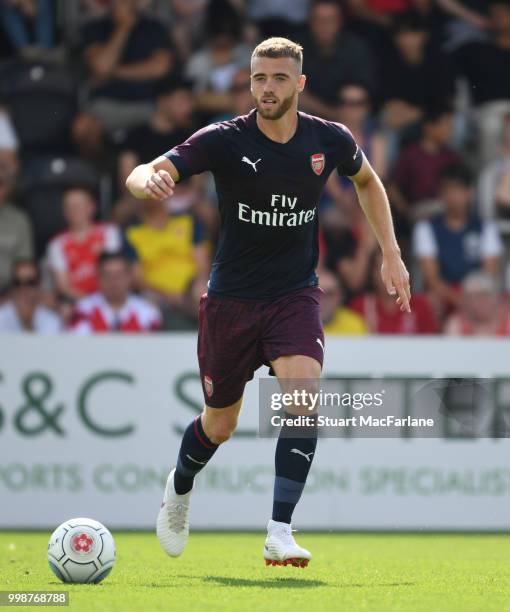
[381,250,411,313]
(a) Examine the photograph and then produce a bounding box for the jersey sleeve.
[164,124,225,180]
[332,122,364,177]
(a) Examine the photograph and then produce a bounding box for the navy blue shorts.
[197,286,324,408]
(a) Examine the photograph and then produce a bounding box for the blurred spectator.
[245,0,310,38]
[186,26,250,116]
[350,251,439,333]
[380,11,454,132]
[46,187,121,301]
[159,274,209,330]
[0,108,19,176]
[389,107,459,220]
[478,112,510,223]
[319,269,367,335]
[71,251,161,333]
[116,77,196,221]
[349,0,415,26]
[0,61,78,160]
[124,199,210,311]
[0,0,55,58]
[454,0,510,164]
[347,0,434,52]
[214,66,253,121]
[75,0,172,136]
[437,0,489,50]
[322,212,378,303]
[80,0,115,19]
[0,259,61,333]
[0,168,33,292]
[413,163,503,310]
[320,87,384,295]
[335,83,388,179]
[444,271,510,335]
[299,0,375,119]
[166,0,208,61]
[325,82,388,210]
[18,156,99,257]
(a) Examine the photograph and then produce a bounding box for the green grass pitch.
[1,532,509,611]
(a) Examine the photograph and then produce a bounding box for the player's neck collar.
[250,109,302,147]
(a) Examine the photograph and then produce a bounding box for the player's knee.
[205,419,237,444]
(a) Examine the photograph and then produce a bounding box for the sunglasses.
[12,277,39,288]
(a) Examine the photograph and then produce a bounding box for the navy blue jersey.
[165,109,363,299]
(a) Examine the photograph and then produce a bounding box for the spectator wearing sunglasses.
[324,82,388,211]
[0,259,62,333]
[213,67,253,122]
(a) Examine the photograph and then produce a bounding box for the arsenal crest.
[311,153,325,176]
[204,375,214,398]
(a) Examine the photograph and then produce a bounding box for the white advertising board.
[0,335,509,529]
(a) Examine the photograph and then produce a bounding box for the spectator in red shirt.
[444,271,510,335]
[47,187,121,301]
[389,107,459,222]
[72,251,161,334]
[350,251,439,334]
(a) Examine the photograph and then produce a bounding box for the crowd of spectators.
[1,0,510,336]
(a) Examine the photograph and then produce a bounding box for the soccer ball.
[47,518,115,584]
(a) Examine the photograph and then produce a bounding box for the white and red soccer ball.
[47,518,115,584]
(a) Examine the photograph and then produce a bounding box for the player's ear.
[298,74,306,93]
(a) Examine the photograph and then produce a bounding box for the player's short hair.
[251,37,303,72]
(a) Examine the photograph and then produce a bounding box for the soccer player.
[126,37,410,567]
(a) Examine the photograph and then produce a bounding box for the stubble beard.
[255,92,295,120]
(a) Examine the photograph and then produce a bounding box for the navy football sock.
[272,413,318,524]
[174,415,218,495]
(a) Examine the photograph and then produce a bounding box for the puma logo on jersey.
[242,156,261,172]
[291,448,314,462]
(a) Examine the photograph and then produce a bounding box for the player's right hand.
[144,170,175,200]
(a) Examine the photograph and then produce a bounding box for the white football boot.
[156,468,193,557]
[263,519,312,567]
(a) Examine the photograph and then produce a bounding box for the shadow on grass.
[203,575,326,588]
[141,576,417,590]
[342,582,416,588]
